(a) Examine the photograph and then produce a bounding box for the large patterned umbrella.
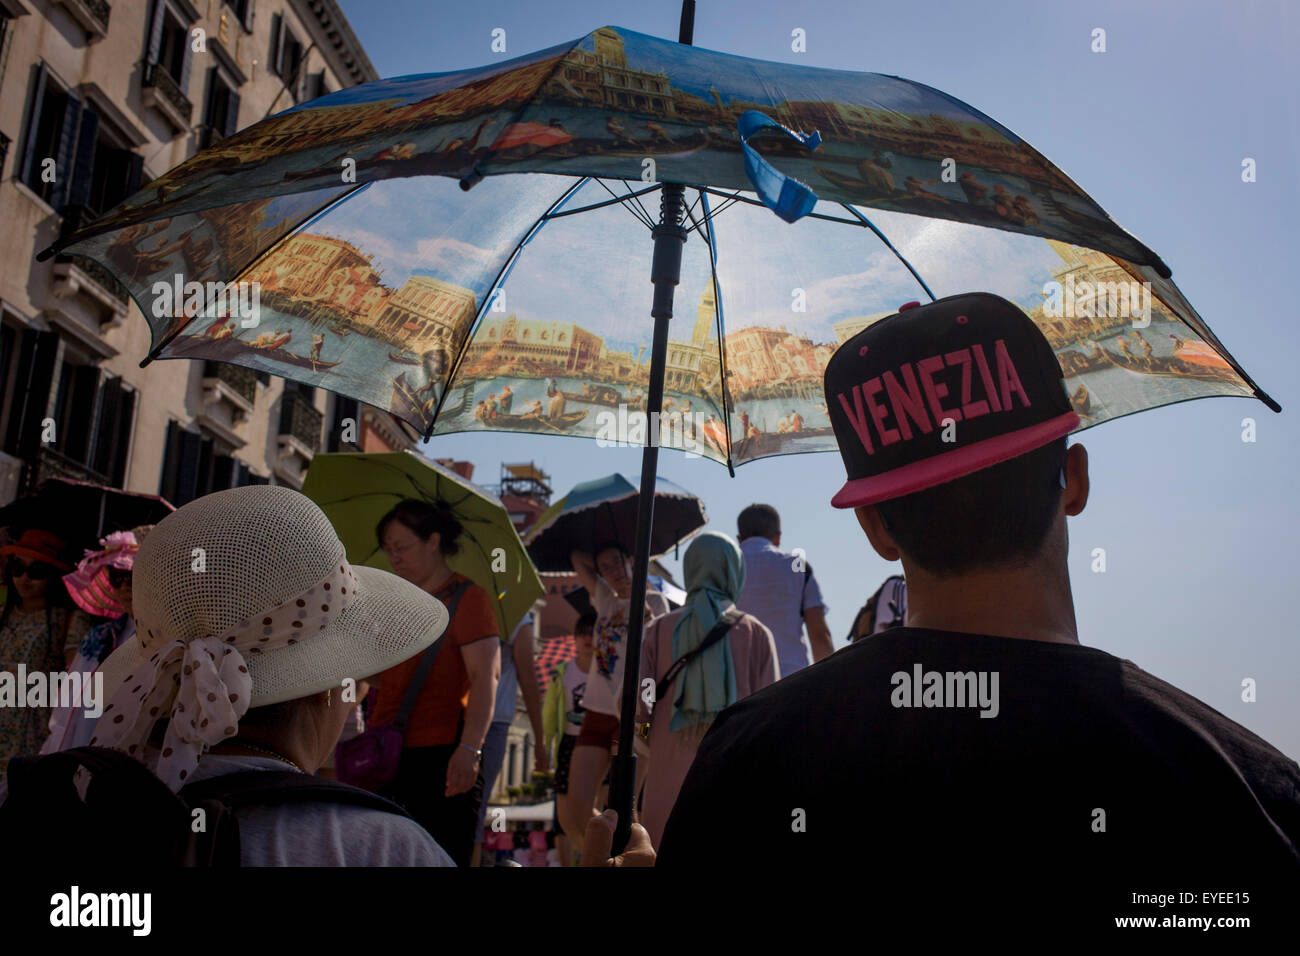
[39,5,1277,850]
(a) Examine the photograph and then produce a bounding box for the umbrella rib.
[592,178,656,230]
[542,183,662,221]
[697,188,744,227]
[694,186,871,226]
[425,176,590,440]
[698,190,737,476]
[839,204,937,302]
[620,179,658,231]
[613,180,657,231]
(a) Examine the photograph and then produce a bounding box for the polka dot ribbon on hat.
[92,560,359,790]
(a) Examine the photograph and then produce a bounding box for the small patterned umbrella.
[534,634,577,689]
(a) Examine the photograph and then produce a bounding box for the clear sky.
[338,0,1300,759]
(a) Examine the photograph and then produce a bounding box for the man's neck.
[903,559,1080,646]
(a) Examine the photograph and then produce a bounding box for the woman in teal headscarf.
[636,530,779,848]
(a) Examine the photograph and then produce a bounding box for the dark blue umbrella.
[524,472,706,573]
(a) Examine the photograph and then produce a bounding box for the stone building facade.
[0,0,414,511]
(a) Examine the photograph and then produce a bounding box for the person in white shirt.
[735,504,833,677]
[560,543,668,846]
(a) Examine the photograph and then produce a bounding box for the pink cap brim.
[831,411,1080,509]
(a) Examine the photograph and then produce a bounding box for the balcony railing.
[23,446,111,495]
[142,62,193,130]
[54,252,130,306]
[203,361,256,405]
[279,391,323,452]
[55,0,111,40]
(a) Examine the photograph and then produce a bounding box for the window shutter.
[211,453,236,492]
[19,62,48,185]
[160,420,181,500]
[195,434,214,497]
[11,330,59,458]
[66,364,102,464]
[270,13,283,76]
[224,89,240,137]
[175,428,202,505]
[147,0,166,66]
[90,375,124,478]
[49,91,83,212]
[203,65,218,128]
[179,34,193,99]
[111,386,136,487]
[125,153,144,196]
[66,105,99,210]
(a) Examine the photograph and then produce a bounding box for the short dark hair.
[594,541,626,562]
[737,504,780,541]
[376,499,463,556]
[874,438,1067,576]
[574,611,597,636]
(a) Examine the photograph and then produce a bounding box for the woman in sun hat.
[0,529,94,781]
[41,527,151,754]
[91,485,456,866]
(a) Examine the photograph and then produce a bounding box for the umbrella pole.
[606,0,696,858]
[610,180,689,855]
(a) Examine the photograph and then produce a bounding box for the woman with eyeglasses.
[0,530,94,781]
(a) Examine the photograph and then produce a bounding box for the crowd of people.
[0,293,1297,883]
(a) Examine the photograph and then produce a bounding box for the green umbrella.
[301,451,542,638]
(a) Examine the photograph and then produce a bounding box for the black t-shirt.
[657,628,1300,887]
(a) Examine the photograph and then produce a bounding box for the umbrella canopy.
[39,10,1279,853]
[40,28,1275,465]
[299,451,543,638]
[533,634,577,689]
[523,473,707,572]
[0,479,174,555]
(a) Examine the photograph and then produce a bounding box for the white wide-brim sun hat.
[97,484,448,711]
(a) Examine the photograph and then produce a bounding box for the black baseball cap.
[825,292,1079,509]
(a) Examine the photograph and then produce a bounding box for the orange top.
[371,573,499,748]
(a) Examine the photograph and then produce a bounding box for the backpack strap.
[179,770,414,818]
[654,606,744,705]
[392,579,470,734]
[174,770,417,866]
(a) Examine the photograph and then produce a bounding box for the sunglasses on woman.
[106,567,132,588]
[6,559,53,580]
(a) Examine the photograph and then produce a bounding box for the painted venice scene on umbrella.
[43,26,1273,474]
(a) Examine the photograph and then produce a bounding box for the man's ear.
[1062,443,1090,517]
[855,505,901,562]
